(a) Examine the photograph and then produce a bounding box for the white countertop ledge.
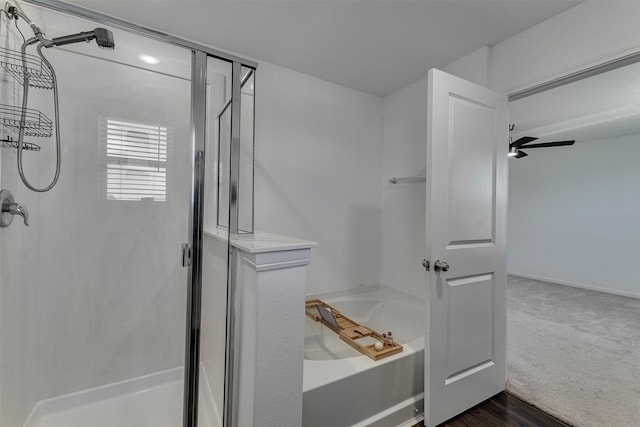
[204,228,319,254]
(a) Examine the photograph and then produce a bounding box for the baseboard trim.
[508,272,640,299]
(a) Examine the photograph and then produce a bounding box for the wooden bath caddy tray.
[305,299,403,361]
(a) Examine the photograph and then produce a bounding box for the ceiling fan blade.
[510,136,538,149]
[514,150,528,159]
[523,140,575,149]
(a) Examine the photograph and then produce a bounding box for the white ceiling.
[61,0,581,97]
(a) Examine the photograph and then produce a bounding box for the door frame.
[501,42,640,427]
[507,50,640,102]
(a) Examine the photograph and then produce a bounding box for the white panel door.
[424,68,508,426]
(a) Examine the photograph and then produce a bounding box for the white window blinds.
[105,119,168,201]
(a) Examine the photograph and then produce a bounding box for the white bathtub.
[303,288,425,427]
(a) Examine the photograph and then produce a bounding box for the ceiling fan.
[508,125,575,158]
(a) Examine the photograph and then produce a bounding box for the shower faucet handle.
[8,202,29,226]
[0,189,29,227]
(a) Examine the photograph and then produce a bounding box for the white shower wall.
[0,9,43,426]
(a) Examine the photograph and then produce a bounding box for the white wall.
[493,0,640,297]
[380,78,427,297]
[254,62,384,294]
[491,1,640,94]
[508,135,640,298]
[443,46,491,87]
[379,49,491,297]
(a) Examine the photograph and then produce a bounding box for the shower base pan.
[23,367,219,427]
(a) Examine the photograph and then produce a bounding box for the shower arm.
[6,4,112,49]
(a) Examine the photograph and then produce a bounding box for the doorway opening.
[506,59,640,427]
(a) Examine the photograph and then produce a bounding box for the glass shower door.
[0,5,195,427]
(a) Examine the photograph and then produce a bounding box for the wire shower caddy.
[0,46,54,151]
[0,104,52,137]
[0,46,54,89]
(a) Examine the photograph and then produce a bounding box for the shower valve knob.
[0,189,29,227]
[8,203,29,226]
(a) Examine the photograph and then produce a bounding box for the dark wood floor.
[414,392,571,427]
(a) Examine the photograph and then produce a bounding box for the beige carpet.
[507,275,640,427]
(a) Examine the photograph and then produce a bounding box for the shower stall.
[0,1,255,426]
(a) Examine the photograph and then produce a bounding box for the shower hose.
[17,37,62,192]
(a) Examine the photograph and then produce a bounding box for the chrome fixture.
[0,189,29,226]
[4,2,115,192]
[388,175,426,184]
[181,243,192,267]
[433,260,450,272]
[423,259,449,272]
[46,27,114,49]
[217,68,254,118]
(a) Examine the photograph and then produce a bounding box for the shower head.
[46,27,115,49]
[6,4,115,50]
[93,28,115,49]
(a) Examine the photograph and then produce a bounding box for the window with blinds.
[105,119,168,201]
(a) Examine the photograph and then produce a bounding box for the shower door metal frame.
[183,50,207,427]
[222,61,244,427]
[186,55,256,427]
[23,2,258,427]
[24,0,258,68]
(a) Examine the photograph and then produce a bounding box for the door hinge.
[422,259,430,271]
[182,243,192,267]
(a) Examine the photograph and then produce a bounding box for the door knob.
[433,260,449,272]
